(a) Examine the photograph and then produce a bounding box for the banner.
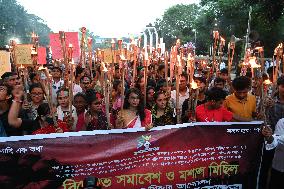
[0,122,263,189]
[49,32,80,61]
[15,44,33,65]
[0,51,11,77]
[38,47,47,65]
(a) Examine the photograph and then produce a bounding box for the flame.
[101,62,108,72]
[19,64,24,69]
[120,55,126,61]
[263,79,272,85]
[38,65,45,71]
[190,80,198,89]
[249,56,261,68]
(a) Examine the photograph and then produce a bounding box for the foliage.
[0,0,51,47]
[154,0,284,57]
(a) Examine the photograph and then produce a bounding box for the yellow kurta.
[224,93,256,119]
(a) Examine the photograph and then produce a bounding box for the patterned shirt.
[152,104,176,127]
[266,97,284,130]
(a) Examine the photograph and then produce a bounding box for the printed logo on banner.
[134,135,160,155]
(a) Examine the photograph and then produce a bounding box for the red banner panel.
[0,122,263,189]
[37,47,46,65]
[49,32,80,60]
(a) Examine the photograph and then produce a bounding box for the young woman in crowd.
[151,91,175,127]
[84,90,110,130]
[146,86,155,109]
[8,86,69,134]
[112,79,123,113]
[22,83,45,120]
[73,92,87,131]
[56,88,78,131]
[116,88,152,129]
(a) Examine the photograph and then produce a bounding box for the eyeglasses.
[82,82,90,85]
[0,86,7,91]
[31,93,43,97]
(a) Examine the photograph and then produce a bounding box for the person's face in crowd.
[196,79,206,93]
[32,74,40,84]
[208,99,224,109]
[57,91,69,108]
[139,78,145,90]
[179,76,187,90]
[81,77,91,91]
[30,87,44,104]
[148,67,155,77]
[156,93,167,110]
[234,88,249,100]
[15,76,22,86]
[147,89,155,102]
[220,73,229,81]
[51,69,61,79]
[117,82,123,94]
[128,92,140,108]
[4,75,18,87]
[90,99,102,112]
[0,85,10,101]
[214,82,225,89]
[114,69,120,79]
[74,96,87,113]
[278,84,284,96]
[158,68,165,78]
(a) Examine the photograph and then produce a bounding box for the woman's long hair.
[123,88,145,121]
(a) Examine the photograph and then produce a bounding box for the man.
[213,77,226,90]
[171,72,189,111]
[181,76,207,123]
[51,66,64,104]
[156,64,165,80]
[209,68,231,93]
[1,72,18,88]
[0,82,22,136]
[262,122,284,189]
[267,76,284,129]
[259,76,284,188]
[224,76,256,121]
[80,76,92,93]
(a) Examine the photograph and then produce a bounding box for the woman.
[146,86,155,109]
[84,91,110,130]
[112,79,123,113]
[57,88,78,131]
[22,83,45,120]
[73,93,87,131]
[116,88,152,129]
[152,91,175,127]
[8,86,68,134]
[195,87,232,122]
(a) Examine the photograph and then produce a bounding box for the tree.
[154,4,201,50]
[0,0,52,47]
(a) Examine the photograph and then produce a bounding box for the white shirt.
[57,105,78,131]
[170,88,189,109]
[73,84,82,95]
[265,118,284,172]
[52,79,64,105]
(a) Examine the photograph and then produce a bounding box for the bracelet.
[12,99,23,103]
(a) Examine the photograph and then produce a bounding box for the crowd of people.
[0,59,283,187]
